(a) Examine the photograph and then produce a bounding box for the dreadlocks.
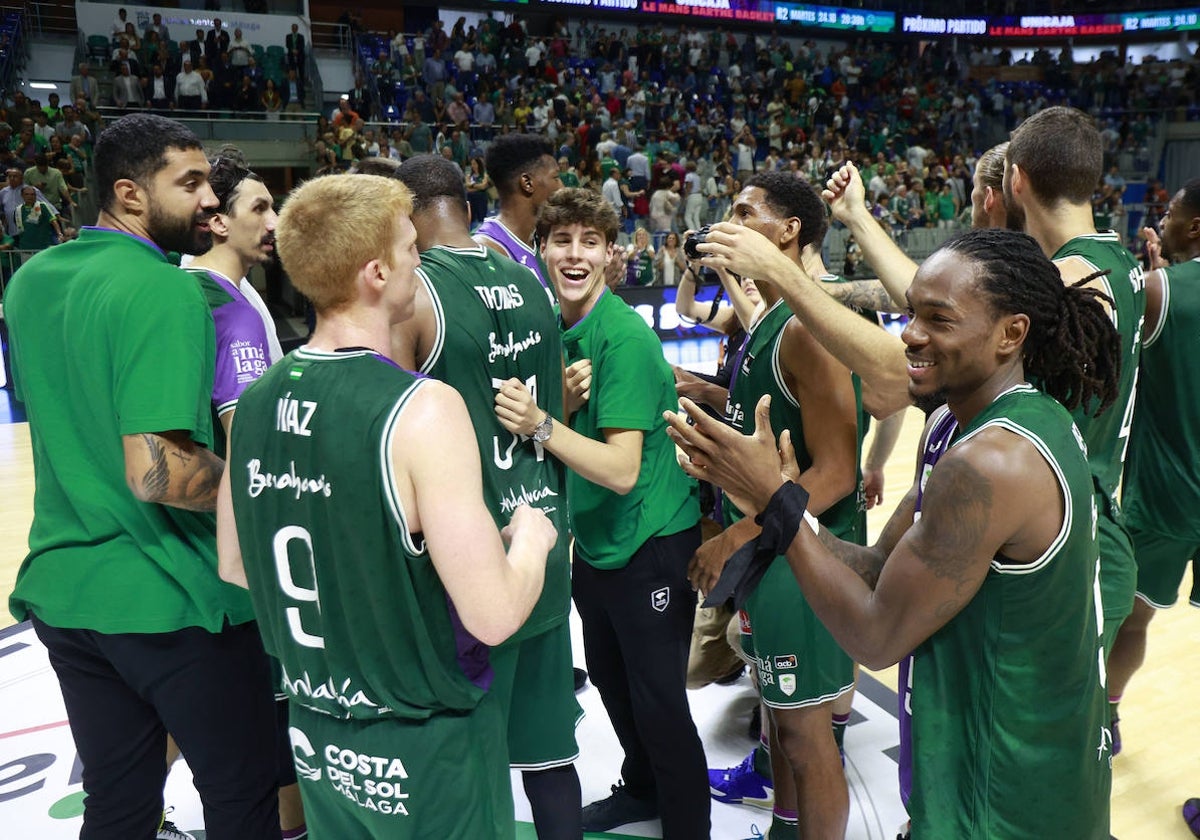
[941,228,1122,414]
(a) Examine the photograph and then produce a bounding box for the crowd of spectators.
[0,90,99,256]
[100,8,307,116]
[53,10,1200,276]
[314,13,1196,281]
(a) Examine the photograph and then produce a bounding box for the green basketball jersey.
[415,245,569,640]
[723,300,864,542]
[230,348,489,721]
[1123,257,1200,538]
[909,385,1111,839]
[1053,232,1145,622]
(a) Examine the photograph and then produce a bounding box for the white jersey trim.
[293,346,378,361]
[771,316,800,410]
[414,266,446,376]
[956,387,1072,576]
[430,243,490,259]
[1143,268,1170,348]
[762,680,856,710]
[381,378,430,557]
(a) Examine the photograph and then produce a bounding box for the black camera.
[684,225,711,260]
[684,225,721,285]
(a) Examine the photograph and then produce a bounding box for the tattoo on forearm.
[137,434,223,511]
[183,455,224,511]
[140,434,170,500]
[823,280,904,314]
[817,528,886,588]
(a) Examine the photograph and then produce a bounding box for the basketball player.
[4,113,280,838]
[390,154,583,839]
[707,217,905,820]
[704,142,1016,420]
[669,227,1121,839]
[180,150,308,840]
[1004,105,1147,672]
[691,172,862,840]
[218,173,557,837]
[474,132,560,288]
[1107,178,1200,747]
[494,188,708,838]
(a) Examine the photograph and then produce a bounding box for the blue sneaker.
[1111,712,1122,756]
[708,752,774,809]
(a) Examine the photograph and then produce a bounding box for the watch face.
[533,417,552,442]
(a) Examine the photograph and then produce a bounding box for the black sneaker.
[747,703,761,741]
[715,664,745,685]
[157,808,196,840]
[581,780,657,832]
[573,667,589,693]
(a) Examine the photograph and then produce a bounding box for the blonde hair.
[277,174,413,313]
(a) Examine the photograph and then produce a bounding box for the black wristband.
[754,481,811,556]
[701,481,812,611]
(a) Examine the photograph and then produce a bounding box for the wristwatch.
[531,414,553,443]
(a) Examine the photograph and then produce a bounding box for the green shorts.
[287,693,513,839]
[1130,525,1200,609]
[1098,513,1136,624]
[490,621,583,769]
[738,555,854,710]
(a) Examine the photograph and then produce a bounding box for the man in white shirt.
[602,167,625,219]
[175,59,208,111]
[627,143,650,192]
[110,7,128,38]
[229,29,252,67]
[0,168,49,237]
[453,47,474,74]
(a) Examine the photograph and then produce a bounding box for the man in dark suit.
[145,63,175,111]
[285,23,306,84]
[345,77,371,118]
[281,68,306,116]
[205,19,230,66]
[188,29,205,69]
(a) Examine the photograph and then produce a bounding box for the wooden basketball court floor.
[0,398,1196,838]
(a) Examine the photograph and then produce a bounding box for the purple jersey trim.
[202,271,272,412]
[81,225,165,256]
[474,217,549,289]
[366,351,486,688]
[444,594,493,691]
[898,406,959,807]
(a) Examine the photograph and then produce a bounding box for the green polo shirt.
[4,227,254,633]
[561,289,699,569]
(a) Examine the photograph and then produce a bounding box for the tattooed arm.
[776,427,1063,669]
[664,396,1062,669]
[122,430,225,512]
[819,277,907,314]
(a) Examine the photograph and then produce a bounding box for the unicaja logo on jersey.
[650,587,670,612]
